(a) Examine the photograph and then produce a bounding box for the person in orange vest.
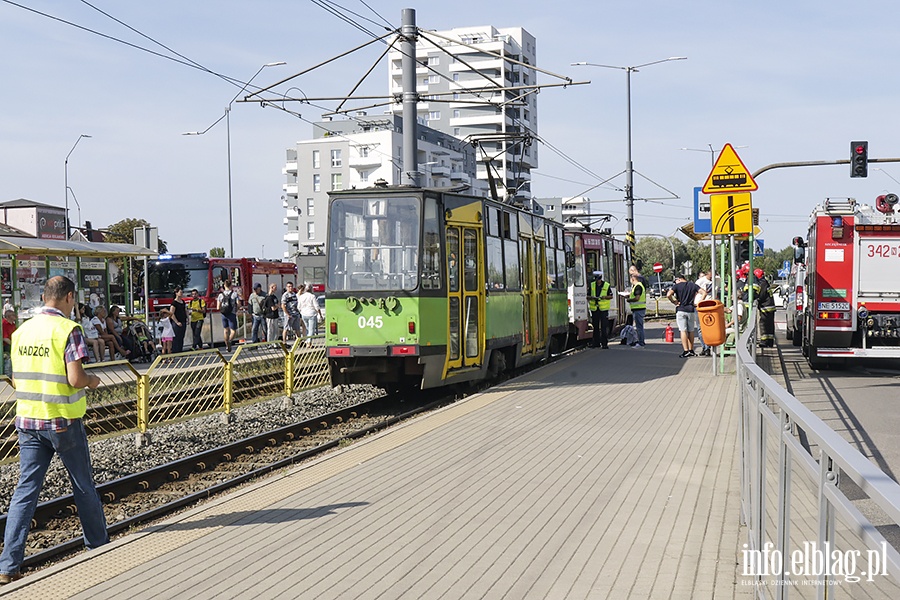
[588,271,613,349]
[0,276,108,585]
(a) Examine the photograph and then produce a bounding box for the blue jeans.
[0,420,108,575]
[251,314,265,343]
[302,315,318,342]
[633,309,646,346]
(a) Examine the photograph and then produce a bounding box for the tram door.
[519,221,547,356]
[445,221,484,371]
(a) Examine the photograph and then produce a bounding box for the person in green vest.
[0,276,108,585]
[588,271,613,349]
[627,272,647,347]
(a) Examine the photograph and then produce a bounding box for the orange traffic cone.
[665,323,675,343]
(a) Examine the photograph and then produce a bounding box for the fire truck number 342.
[865,244,900,258]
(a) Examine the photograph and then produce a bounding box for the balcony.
[430,164,451,178]
[284,230,301,244]
[283,183,299,195]
[284,161,298,174]
[349,155,382,169]
[449,172,471,184]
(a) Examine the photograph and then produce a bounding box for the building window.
[331,173,342,191]
[312,150,320,169]
[307,198,315,217]
[330,149,342,167]
[428,75,440,84]
[312,174,321,192]
[360,170,370,183]
[428,56,439,66]
[453,109,461,118]
[453,92,460,100]
[428,111,440,120]
[453,73,459,82]
[422,77,429,86]
[307,222,315,240]
[359,146,369,158]
[453,128,460,136]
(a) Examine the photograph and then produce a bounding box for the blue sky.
[2,1,898,258]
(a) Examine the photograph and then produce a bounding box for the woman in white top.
[78,303,107,362]
[92,306,128,359]
[297,284,322,345]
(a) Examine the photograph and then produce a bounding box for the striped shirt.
[15,307,90,432]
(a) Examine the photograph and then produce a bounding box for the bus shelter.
[0,236,156,373]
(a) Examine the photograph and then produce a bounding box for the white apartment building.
[282,113,487,260]
[388,25,538,200]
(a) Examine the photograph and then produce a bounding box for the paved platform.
[1,324,751,599]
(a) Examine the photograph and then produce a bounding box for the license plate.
[818,302,850,310]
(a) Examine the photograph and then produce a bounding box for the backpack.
[220,291,234,315]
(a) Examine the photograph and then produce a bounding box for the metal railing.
[0,337,330,462]
[736,308,900,597]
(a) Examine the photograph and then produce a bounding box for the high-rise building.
[388,25,537,200]
[282,114,487,261]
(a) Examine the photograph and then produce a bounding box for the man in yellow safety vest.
[0,276,107,585]
[627,271,647,348]
[588,271,613,349]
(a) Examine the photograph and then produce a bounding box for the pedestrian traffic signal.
[737,240,750,261]
[851,141,868,178]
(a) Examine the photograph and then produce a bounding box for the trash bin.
[697,299,726,347]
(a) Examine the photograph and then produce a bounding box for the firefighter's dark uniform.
[753,275,776,347]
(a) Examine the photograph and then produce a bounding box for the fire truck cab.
[801,196,900,367]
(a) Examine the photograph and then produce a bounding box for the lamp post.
[680,144,748,167]
[571,57,686,248]
[66,186,82,232]
[65,134,91,239]
[183,61,286,257]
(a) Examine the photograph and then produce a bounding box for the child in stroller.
[124,318,156,363]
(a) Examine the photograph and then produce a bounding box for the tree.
[209,247,225,258]
[103,218,167,309]
[103,218,168,253]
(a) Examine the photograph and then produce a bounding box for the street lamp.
[65,134,91,239]
[183,61,286,257]
[680,144,748,167]
[572,57,686,247]
[66,186,82,232]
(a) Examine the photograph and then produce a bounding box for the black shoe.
[687,350,697,357]
[679,350,691,358]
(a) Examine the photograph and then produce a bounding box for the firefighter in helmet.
[752,268,776,347]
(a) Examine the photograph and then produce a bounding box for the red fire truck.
[800,196,900,367]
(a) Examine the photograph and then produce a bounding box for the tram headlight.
[858,306,868,320]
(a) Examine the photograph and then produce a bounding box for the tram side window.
[546,246,556,289]
[556,249,567,289]
[463,229,478,292]
[504,239,520,289]
[421,198,442,290]
[486,236,504,290]
[604,240,617,289]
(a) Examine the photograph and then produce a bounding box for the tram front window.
[328,196,421,292]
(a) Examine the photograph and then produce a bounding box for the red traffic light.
[854,144,866,155]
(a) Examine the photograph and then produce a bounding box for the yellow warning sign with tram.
[701,143,758,194]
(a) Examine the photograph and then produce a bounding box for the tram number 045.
[866,244,900,258]
[358,316,384,329]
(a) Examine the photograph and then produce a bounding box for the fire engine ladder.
[823,198,857,214]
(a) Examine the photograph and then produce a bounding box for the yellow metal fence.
[0,336,330,463]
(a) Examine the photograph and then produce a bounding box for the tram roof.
[0,236,157,258]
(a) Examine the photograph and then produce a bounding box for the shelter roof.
[0,236,156,258]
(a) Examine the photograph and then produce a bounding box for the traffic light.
[737,240,750,261]
[851,141,868,178]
